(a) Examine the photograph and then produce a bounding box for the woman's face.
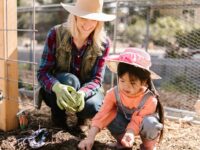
[76,16,98,38]
[118,73,146,96]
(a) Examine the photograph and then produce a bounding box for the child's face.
[118,73,146,96]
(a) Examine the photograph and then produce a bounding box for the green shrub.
[150,16,192,46]
[124,17,146,45]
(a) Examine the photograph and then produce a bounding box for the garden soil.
[0,91,200,150]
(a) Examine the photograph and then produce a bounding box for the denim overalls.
[107,86,163,140]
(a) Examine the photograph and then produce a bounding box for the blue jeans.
[42,73,104,124]
[107,112,163,140]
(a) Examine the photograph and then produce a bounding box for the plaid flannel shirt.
[37,27,110,98]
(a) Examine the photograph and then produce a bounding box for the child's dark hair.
[117,62,164,142]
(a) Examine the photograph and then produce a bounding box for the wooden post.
[195,100,200,115]
[0,0,19,131]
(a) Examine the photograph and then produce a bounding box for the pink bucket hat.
[105,48,161,79]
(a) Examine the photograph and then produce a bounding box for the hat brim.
[61,3,116,21]
[105,57,161,80]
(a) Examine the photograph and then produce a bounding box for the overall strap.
[114,86,134,115]
[114,86,154,119]
[137,90,154,111]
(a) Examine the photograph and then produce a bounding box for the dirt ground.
[0,99,200,150]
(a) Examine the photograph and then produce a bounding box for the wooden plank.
[0,0,19,131]
[164,106,200,124]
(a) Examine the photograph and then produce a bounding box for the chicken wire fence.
[104,0,200,111]
[1,0,200,112]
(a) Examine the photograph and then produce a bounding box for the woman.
[37,0,115,129]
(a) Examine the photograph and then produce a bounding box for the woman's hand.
[78,138,94,150]
[52,82,77,110]
[76,91,85,112]
[121,129,135,148]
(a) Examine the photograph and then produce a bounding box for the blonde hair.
[66,14,107,49]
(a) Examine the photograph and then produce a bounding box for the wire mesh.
[108,0,200,111]
[1,0,200,111]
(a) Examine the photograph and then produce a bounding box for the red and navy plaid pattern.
[37,27,110,98]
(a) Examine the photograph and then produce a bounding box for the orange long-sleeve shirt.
[91,87,157,135]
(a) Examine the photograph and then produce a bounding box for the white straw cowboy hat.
[60,0,116,21]
[105,47,161,79]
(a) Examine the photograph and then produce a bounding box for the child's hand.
[78,126,100,150]
[78,138,94,150]
[121,129,135,148]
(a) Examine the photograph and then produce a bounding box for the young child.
[78,48,164,150]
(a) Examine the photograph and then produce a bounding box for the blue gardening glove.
[52,82,77,111]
